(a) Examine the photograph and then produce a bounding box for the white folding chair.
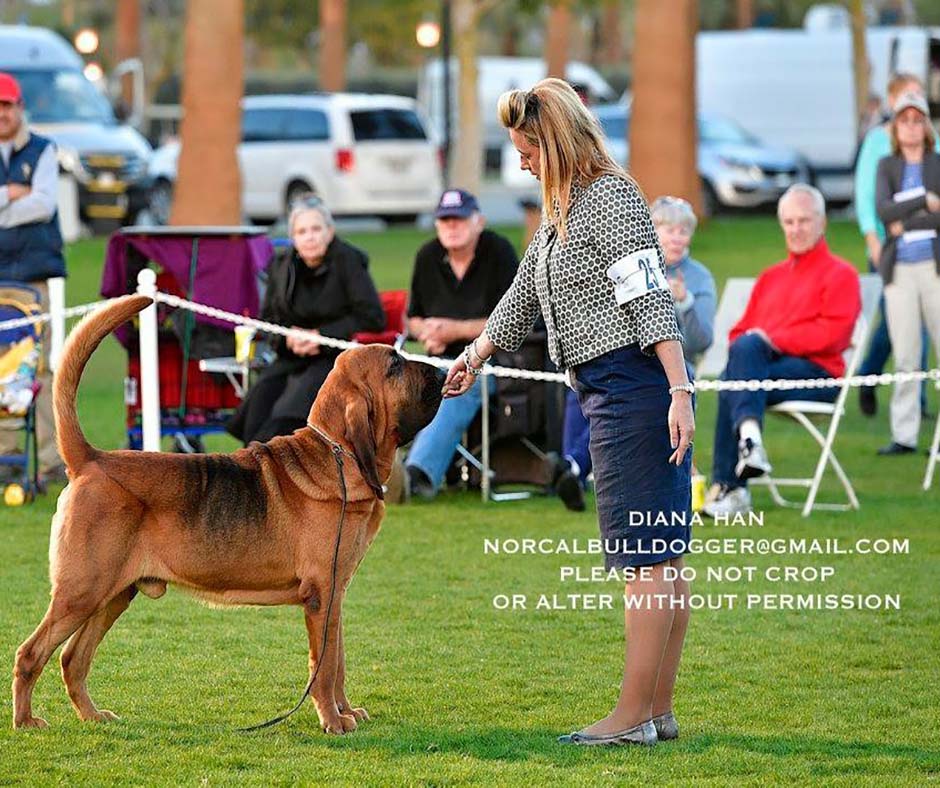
[923,380,940,490]
[749,274,881,516]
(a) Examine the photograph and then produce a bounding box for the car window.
[699,117,757,145]
[13,68,115,125]
[242,108,284,142]
[596,110,628,141]
[350,109,426,141]
[284,109,330,141]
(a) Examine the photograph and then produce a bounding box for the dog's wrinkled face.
[312,346,443,498]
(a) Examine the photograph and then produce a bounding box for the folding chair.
[924,380,940,490]
[353,289,408,350]
[748,274,881,516]
[0,282,44,499]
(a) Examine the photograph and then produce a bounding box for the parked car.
[0,25,153,228]
[148,93,443,225]
[501,103,811,215]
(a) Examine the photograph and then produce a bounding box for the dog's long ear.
[344,399,384,499]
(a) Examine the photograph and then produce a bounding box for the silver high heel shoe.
[558,719,658,746]
[652,711,679,740]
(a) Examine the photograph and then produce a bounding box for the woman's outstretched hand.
[443,354,475,398]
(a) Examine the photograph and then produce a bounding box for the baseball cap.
[894,91,929,118]
[435,189,480,219]
[0,73,21,103]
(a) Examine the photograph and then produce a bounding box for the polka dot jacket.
[486,174,683,369]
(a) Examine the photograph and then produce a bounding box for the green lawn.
[0,219,938,785]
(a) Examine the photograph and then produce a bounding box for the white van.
[417,56,616,156]
[148,93,442,224]
[697,25,940,201]
[0,25,152,227]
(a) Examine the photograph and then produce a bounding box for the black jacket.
[875,151,940,284]
[262,237,384,360]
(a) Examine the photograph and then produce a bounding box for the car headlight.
[57,148,87,181]
[719,157,764,181]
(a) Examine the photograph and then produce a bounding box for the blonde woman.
[444,79,695,746]
[874,92,940,455]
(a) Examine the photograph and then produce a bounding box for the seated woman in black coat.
[227,197,384,444]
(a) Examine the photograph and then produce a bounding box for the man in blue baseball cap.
[404,189,519,499]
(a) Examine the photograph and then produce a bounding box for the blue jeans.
[859,261,928,411]
[406,375,495,488]
[712,334,838,489]
[563,389,592,485]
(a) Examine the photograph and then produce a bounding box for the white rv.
[697,25,940,201]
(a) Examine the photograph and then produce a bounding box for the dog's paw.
[84,709,120,723]
[337,701,370,722]
[14,716,49,730]
[322,713,358,735]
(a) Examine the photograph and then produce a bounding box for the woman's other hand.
[287,327,321,356]
[668,391,695,466]
[926,191,940,212]
[888,220,904,237]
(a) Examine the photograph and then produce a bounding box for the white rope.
[5,291,937,393]
[0,298,116,332]
[154,292,940,391]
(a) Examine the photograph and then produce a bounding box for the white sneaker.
[735,437,772,480]
[701,485,752,518]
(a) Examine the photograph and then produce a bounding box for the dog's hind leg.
[12,592,108,729]
[303,596,357,735]
[60,585,137,723]
[334,621,369,723]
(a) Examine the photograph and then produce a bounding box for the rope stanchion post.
[47,276,65,372]
[136,269,161,452]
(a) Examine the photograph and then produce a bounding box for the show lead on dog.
[0,72,67,482]
[444,78,695,747]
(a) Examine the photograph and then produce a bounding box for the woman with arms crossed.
[444,79,695,747]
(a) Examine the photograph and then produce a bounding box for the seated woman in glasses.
[227,195,385,444]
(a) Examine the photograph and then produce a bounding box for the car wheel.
[285,180,315,215]
[381,214,419,226]
[149,178,174,226]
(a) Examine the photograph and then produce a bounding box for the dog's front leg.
[334,618,369,724]
[303,599,356,734]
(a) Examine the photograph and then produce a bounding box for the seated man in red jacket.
[704,184,861,517]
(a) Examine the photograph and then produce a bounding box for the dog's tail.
[54,295,152,472]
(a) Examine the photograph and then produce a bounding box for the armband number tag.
[606,249,669,306]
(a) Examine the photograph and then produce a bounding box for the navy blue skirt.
[572,344,693,570]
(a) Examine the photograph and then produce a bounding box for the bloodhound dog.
[12,295,443,733]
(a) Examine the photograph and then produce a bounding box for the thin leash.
[238,423,355,733]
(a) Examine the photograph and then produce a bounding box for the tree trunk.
[850,0,869,138]
[115,0,141,110]
[319,0,347,92]
[545,0,572,80]
[629,0,700,215]
[171,0,243,226]
[735,0,753,29]
[452,0,482,194]
[600,0,623,66]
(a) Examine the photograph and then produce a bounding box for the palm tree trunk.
[629,0,700,215]
[545,0,572,79]
[850,0,869,138]
[115,0,141,109]
[319,0,347,92]
[452,0,482,193]
[171,0,243,226]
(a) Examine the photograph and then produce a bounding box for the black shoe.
[877,441,916,456]
[859,386,877,417]
[555,468,586,512]
[405,465,437,500]
[922,410,935,422]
